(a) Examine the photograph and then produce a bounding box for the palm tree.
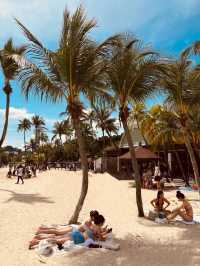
[13,6,118,223]
[52,121,65,144]
[52,120,72,144]
[39,132,49,144]
[0,39,26,147]
[31,115,46,147]
[160,48,200,193]
[95,106,118,138]
[17,118,31,149]
[94,105,118,150]
[141,105,188,184]
[106,35,163,216]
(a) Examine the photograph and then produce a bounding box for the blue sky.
[0,0,200,147]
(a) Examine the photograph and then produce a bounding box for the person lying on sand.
[167,191,193,222]
[36,210,99,236]
[29,214,109,249]
[150,190,171,216]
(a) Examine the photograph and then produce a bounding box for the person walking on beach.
[15,164,25,184]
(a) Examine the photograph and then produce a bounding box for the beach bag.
[37,239,54,256]
[148,210,158,220]
[63,240,75,251]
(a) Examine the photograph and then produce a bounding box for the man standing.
[15,164,24,184]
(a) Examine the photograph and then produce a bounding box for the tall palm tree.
[52,121,65,144]
[160,48,200,192]
[0,39,26,147]
[13,6,118,223]
[31,115,46,147]
[17,118,31,149]
[106,35,163,216]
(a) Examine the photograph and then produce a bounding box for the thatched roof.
[120,147,158,159]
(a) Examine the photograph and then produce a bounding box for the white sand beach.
[0,168,199,266]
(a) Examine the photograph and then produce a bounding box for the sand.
[0,167,199,266]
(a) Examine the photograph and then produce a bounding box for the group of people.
[142,164,170,190]
[29,210,112,250]
[7,164,37,184]
[150,190,193,222]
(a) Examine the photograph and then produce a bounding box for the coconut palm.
[106,35,163,216]
[160,48,200,192]
[141,105,188,184]
[13,6,118,223]
[52,121,66,144]
[52,120,72,144]
[17,118,31,149]
[31,115,46,147]
[39,132,49,144]
[0,39,26,147]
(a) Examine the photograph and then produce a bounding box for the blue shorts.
[86,229,94,240]
[70,230,85,244]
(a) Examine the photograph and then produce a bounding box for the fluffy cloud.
[0,107,34,120]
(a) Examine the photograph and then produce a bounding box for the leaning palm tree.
[31,115,46,147]
[160,48,200,193]
[106,35,163,216]
[17,118,31,149]
[13,6,118,223]
[0,39,26,147]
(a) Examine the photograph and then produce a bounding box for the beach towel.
[155,215,200,225]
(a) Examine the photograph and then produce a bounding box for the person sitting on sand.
[36,210,99,236]
[151,190,171,216]
[29,214,109,249]
[167,191,193,222]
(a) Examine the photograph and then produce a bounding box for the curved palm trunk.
[184,132,200,195]
[0,91,11,148]
[121,116,144,217]
[69,118,89,224]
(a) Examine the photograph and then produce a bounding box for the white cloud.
[0,107,34,120]
[0,106,60,147]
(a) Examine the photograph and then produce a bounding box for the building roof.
[120,146,158,159]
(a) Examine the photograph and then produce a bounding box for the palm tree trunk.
[0,91,11,148]
[69,118,89,224]
[24,130,26,151]
[174,151,187,185]
[121,116,144,217]
[184,131,200,195]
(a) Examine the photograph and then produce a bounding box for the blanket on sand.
[155,215,200,224]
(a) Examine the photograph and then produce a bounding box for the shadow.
[0,189,54,205]
[61,232,199,266]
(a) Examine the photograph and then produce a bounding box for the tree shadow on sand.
[0,189,54,205]
[62,227,200,266]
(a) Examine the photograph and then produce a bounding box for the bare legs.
[167,208,193,222]
[36,225,73,236]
